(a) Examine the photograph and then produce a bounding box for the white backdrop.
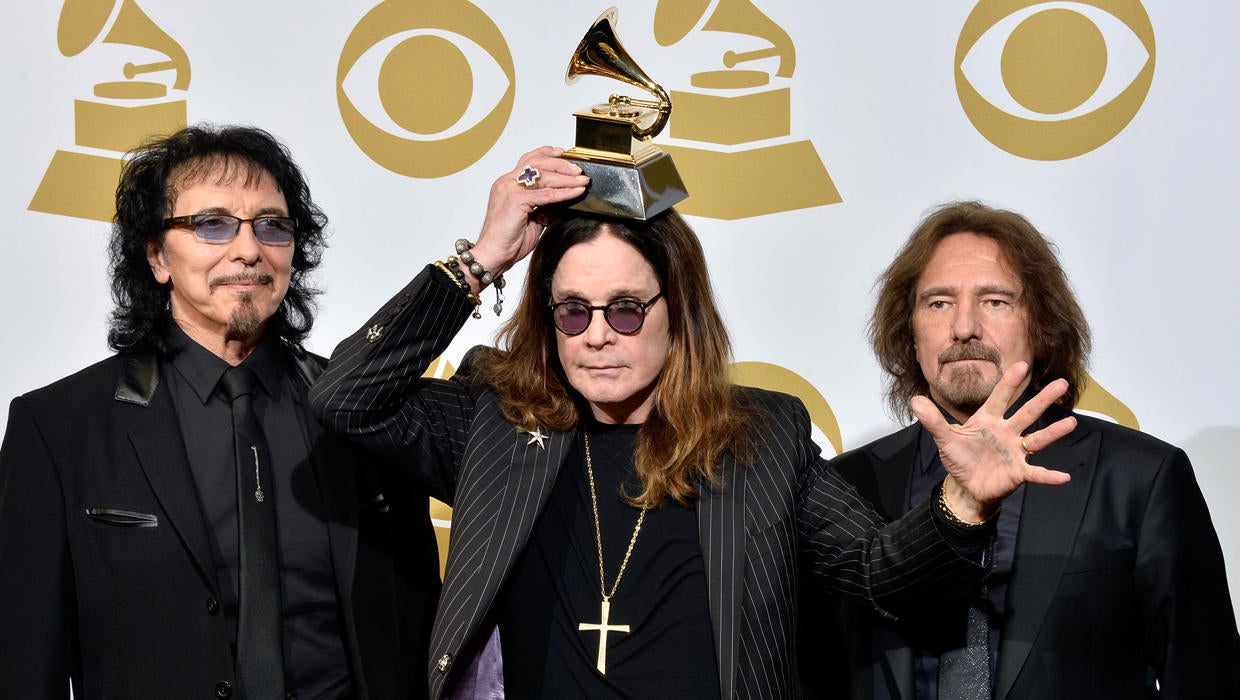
[4,0,1238,618]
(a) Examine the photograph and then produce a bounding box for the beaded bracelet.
[454,239,506,316]
[433,259,482,319]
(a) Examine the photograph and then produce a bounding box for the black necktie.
[938,586,991,700]
[220,366,286,698]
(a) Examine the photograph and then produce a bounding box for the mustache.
[210,272,273,289]
[938,343,1000,366]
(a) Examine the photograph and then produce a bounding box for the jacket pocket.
[84,508,159,528]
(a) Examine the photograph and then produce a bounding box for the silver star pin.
[524,427,548,449]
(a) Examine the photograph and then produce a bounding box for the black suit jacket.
[803,409,1240,699]
[310,268,992,700]
[0,345,439,699]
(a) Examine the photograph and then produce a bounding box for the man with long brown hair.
[312,153,1076,699]
[808,200,1239,699]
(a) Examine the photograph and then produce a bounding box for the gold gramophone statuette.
[562,7,688,220]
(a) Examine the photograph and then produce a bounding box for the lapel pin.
[524,427,548,449]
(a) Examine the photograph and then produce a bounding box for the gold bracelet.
[433,260,482,318]
[937,482,996,527]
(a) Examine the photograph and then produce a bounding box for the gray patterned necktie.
[938,587,991,700]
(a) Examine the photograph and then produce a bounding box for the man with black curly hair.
[0,124,439,699]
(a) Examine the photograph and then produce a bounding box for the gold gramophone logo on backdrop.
[561,8,688,220]
[956,0,1155,160]
[1079,373,1139,430]
[653,0,840,220]
[29,0,190,223]
[337,0,514,178]
[731,362,843,455]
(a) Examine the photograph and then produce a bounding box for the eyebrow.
[552,286,655,302]
[192,205,290,217]
[917,284,1020,301]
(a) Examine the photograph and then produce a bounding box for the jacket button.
[206,598,220,615]
[436,654,453,673]
[214,680,232,698]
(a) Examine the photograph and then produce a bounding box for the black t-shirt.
[499,421,721,698]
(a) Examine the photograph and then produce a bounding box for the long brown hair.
[871,201,1091,421]
[472,209,764,507]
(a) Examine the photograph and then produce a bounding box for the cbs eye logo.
[955,0,1155,160]
[337,0,515,178]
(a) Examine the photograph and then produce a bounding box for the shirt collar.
[166,325,285,404]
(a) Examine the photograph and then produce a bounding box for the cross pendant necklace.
[577,433,647,674]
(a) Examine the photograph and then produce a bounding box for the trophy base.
[562,150,688,220]
[662,140,841,220]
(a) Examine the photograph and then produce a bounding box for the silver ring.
[516,164,540,188]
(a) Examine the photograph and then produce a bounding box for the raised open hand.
[467,146,590,286]
[911,361,1076,522]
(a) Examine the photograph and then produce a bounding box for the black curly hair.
[107,124,328,354]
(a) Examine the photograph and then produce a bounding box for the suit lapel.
[431,406,572,694]
[994,418,1099,699]
[698,452,747,699]
[126,379,220,596]
[865,425,919,521]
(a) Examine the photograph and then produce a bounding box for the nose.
[581,308,615,347]
[950,302,982,343]
[227,221,262,263]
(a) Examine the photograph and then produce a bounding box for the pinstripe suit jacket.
[311,268,991,699]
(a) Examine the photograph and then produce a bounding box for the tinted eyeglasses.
[549,292,663,336]
[164,214,297,246]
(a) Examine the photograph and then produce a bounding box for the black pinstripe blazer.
[311,268,990,699]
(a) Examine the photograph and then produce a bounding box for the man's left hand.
[912,361,1075,523]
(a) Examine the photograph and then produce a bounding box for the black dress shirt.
[908,393,1037,700]
[164,327,352,698]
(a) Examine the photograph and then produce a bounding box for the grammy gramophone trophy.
[29,0,191,223]
[562,8,688,220]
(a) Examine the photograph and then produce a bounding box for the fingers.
[910,395,949,437]
[978,361,1031,417]
[500,149,590,207]
[514,145,566,167]
[525,181,589,208]
[1023,464,1071,485]
[1021,414,1077,454]
[510,146,588,185]
[1007,376,1069,433]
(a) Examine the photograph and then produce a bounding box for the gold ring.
[1021,436,1034,455]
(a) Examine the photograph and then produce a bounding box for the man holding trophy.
[310,9,1080,698]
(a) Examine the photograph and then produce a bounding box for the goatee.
[225,295,264,342]
[934,342,1001,414]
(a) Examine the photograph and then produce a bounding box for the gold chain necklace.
[577,433,648,675]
